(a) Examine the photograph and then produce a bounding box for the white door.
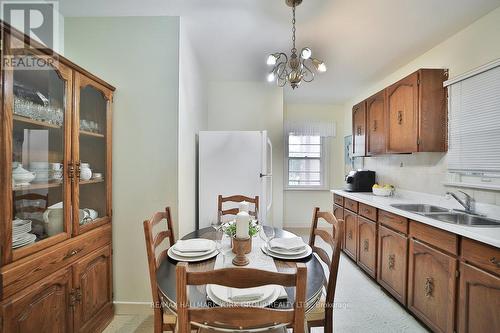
[198,131,263,228]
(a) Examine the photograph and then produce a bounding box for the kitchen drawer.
[461,238,500,276]
[344,198,358,213]
[378,210,408,234]
[359,203,377,221]
[1,225,112,299]
[334,194,344,206]
[410,220,458,255]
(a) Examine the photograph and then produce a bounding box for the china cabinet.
[0,22,115,332]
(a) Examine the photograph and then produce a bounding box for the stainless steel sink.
[421,213,500,227]
[391,204,450,213]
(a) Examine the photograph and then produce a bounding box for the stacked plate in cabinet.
[12,219,36,249]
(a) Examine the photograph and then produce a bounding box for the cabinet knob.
[363,239,369,252]
[388,254,395,269]
[373,120,377,131]
[348,231,353,240]
[489,256,500,267]
[397,110,403,125]
[424,277,434,298]
[64,248,81,260]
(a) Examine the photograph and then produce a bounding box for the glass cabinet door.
[3,35,72,261]
[73,72,112,235]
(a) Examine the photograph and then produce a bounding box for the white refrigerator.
[198,131,273,228]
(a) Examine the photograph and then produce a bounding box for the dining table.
[156,226,325,330]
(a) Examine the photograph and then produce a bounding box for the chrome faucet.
[446,191,475,215]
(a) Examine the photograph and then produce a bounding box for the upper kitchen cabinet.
[366,90,386,155]
[352,101,367,157]
[386,69,448,153]
[352,68,448,155]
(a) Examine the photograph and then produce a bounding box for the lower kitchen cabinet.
[357,216,377,277]
[377,225,408,304]
[343,210,358,261]
[458,262,500,333]
[333,204,344,248]
[1,267,74,333]
[1,246,113,333]
[73,245,113,333]
[408,239,456,333]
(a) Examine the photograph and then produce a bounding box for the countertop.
[331,189,500,248]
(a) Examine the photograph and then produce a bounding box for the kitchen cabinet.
[73,246,113,333]
[408,239,456,333]
[1,267,73,332]
[343,210,358,261]
[386,69,448,153]
[366,90,386,155]
[333,204,344,221]
[457,262,500,333]
[0,23,114,332]
[377,225,408,304]
[351,68,447,155]
[352,101,367,157]
[357,216,377,277]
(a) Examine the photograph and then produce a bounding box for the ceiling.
[60,0,500,104]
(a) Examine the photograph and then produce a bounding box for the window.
[285,135,329,190]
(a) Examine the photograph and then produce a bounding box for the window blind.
[447,63,500,172]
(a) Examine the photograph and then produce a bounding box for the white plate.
[12,234,36,248]
[210,283,275,306]
[171,240,216,257]
[13,226,32,235]
[267,244,307,256]
[261,243,312,260]
[13,219,31,227]
[167,247,218,262]
[207,284,280,308]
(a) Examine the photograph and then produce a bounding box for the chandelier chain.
[291,3,296,53]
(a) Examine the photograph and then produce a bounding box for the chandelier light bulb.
[267,71,276,82]
[267,54,278,66]
[312,58,327,72]
[300,47,312,59]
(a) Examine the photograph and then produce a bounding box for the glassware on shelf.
[13,96,64,126]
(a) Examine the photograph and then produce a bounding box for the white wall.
[64,16,180,306]
[178,20,207,238]
[207,82,284,227]
[283,104,345,227]
[342,6,500,205]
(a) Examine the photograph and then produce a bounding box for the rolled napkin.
[174,239,213,253]
[269,237,306,251]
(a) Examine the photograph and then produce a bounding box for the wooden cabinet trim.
[410,220,458,256]
[352,101,367,157]
[366,90,386,155]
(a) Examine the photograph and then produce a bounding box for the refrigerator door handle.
[266,137,272,174]
[266,176,273,212]
[260,173,272,178]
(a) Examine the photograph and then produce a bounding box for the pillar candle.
[239,201,249,213]
[236,211,250,239]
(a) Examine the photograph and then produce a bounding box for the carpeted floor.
[105,231,428,333]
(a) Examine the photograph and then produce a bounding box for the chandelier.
[266,0,327,89]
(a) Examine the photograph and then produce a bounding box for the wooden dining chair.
[143,207,177,333]
[217,194,259,221]
[176,263,307,333]
[306,207,344,333]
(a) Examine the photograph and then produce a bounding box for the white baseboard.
[114,301,153,315]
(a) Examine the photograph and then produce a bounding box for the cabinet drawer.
[333,194,344,206]
[378,210,408,234]
[410,220,458,255]
[461,238,500,276]
[359,203,377,221]
[1,225,112,299]
[344,198,358,213]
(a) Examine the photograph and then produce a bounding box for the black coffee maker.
[344,170,376,192]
